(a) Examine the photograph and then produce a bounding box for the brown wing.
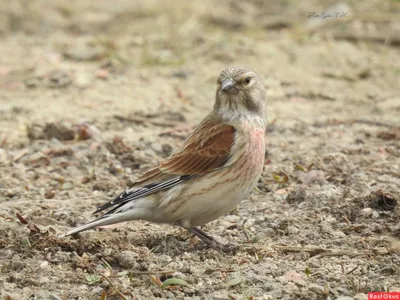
[93,119,235,215]
[135,121,235,186]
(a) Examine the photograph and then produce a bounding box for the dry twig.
[270,244,390,257]
[129,270,175,275]
[100,274,128,300]
[114,115,180,128]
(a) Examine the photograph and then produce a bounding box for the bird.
[61,66,267,252]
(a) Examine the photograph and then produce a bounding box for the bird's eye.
[244,77,252,84]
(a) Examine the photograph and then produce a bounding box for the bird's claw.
[188,227,239,254]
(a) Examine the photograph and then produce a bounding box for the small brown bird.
[62,67,266,251]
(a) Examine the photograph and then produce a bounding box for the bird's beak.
[221,79,236,93]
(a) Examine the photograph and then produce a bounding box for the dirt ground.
[0,0,399,299]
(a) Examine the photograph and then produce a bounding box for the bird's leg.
[188,227,238,253]
[188,227,215,246]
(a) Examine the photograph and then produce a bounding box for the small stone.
[275,188,288,195]
[296,170,325,186]
[161,143,173,156]
[252,228,275,242]
[75,123,101,141]
[117,250,140,269]
[75,72,92,88]
[61,182,74,190]
[0,149,7,163]
[80,11,112,28]
[256,216,266,223]
[126,232,137,243]
[336,297,354,300]
[264,228,275,237]
[43,122,75,141]
[245,218,256,227]
[286,186,306,203]
[308,283,325,294]
[48,70,72,88]
[271,287,283,298]
[280,270,307,286]
[65,42,104,61]
[157,254,173,264]
[288,226,299,234]
[25,75,43,88]
[40,261,49,269]
[52,212,68,220]
[91,286,106,296]
[224,215,241,223]
[38,276,50,284]
[333,230,346,238]
[5,189,16,198]
[372,210,380,219]
[44,190,56,199]
[171,272,186,280]
[95,68,109,79]
[226,273,244,287]
[361,207,373,217]
[9,260,25,271]
[354,293,368,300]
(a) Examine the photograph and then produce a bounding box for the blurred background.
[0,1,399,299]
[0,0,399,136]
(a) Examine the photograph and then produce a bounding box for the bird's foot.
[188,227,239,254]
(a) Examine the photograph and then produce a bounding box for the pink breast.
[244,129,265,171]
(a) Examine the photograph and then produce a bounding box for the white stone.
[361,208,373,217]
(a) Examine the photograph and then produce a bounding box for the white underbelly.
[153,165,261,228]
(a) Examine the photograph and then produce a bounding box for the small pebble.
[95,68,109,79]
[308,283,325,294]
[117,250,140,268]
[264,228,275,237]
[333,230,346,238]
[354,293,368,300]
[224,215,241,223]
[40,261,49,269]
[361,207,373,217]
[61,182,74,190]
[48,70,72,88]
[288,225,300,234]
[245,218,256,227]
[75,72,92,88]
[5,189,16,198]
[171,272,186,280]
[38,276,50,284]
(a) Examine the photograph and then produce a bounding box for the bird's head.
[214,67,266,120]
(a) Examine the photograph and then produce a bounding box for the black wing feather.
[93,175,197,215]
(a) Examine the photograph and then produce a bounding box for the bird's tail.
[59,210,142,238]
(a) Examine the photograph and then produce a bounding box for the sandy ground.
[0,0,400,299]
